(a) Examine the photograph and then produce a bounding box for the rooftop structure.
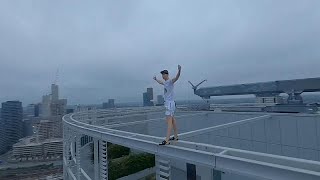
[193,77,320,100]
[143,88,154,107]
[63,77,320,180]
[191,77,320,113]
[63,107,320,180]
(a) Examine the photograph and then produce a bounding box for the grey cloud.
[0,0,320,105]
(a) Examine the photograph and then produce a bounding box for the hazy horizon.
[1,1,320,105]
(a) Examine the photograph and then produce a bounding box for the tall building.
[50,99,67,116]
[143,92,149,106]
[102,102,107,109]
[108,99,115,108]
[51,84,59,102]
[147,88,154,101]
[41,84,66,117]
[157,95,165,105]
[0,107,4,154]
[143,88,154,106]
[41,95,51,117]
[23,119,34,137]
[102,99,115,109]
[35,120,61,141]
[0,101,23,154]
[25,104,36,117]
[34,103,40,117]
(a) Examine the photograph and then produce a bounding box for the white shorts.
[165,101,176,116]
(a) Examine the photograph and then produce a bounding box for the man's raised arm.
[153,76,164,85]
[172,65,181,83]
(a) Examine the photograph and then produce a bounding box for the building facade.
[50,99,67,116]
[0,101,23,154]
[143,88,154,107]
[41,95,51,117]
[147,88,153,101]
[13,137,63,160]
[51,84,59,102]
[102,99,115,109]
[157,95,165,105]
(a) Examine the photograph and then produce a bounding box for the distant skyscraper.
[41,95,51,117]
[143,92,148,107]
[51,84,59,102]
[147,88,154,101]
[34,103,40,117]
[35,120,61,141]
[50,99,67,116]
[0,107,3,154]
[108,99,115,108]
[102,99,115,109]
[102,102,108,109]
[23,119,34,137]
[41,84,66,117]
[143,89,154,107]
[157,95,165,105]
[0,101,23,154]
[25,104,36,117]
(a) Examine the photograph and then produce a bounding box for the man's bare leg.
[172,116,178,139]
[165,116,173,142]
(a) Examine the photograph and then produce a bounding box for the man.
[153,65,181,145]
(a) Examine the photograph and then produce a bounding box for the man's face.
[162,73,169,80]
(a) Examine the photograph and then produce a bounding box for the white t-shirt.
[164,79,174,101]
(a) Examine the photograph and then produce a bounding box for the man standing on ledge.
[153,65,181,145]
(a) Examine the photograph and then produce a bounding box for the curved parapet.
[63,107,320,180]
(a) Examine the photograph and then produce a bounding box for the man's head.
[160,70,169,80]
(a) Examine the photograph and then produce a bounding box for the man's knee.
[166,115,173,121]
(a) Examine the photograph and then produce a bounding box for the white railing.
[63,109,320,180]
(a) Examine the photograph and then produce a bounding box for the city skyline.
[0,83,66,165]
[1,1,320,105]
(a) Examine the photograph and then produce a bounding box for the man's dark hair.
[160,70,169,75]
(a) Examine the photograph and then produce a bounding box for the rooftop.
[13,137,62,147]
[64,107,320,180]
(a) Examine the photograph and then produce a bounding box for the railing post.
[156,155,171,180]
[76,133,82,180]
[100,140,108,179]
[94,138,100,180]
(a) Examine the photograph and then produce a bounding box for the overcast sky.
[0,0,320,105]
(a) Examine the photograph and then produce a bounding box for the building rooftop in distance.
[13,137,62,147]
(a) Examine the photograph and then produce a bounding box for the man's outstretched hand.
[154,76,164,85]
[172,65,182,84]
